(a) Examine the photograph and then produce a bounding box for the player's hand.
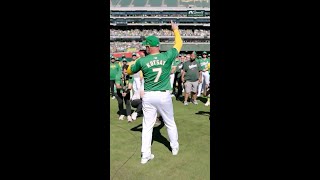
[171,20,179,31]
[199,79,202,83]
[181,78,185,82]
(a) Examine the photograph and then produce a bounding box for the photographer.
[115,68,133,122]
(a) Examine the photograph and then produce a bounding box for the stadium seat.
[133,0,147,7]
[120,0,131,7]
[149,0,162,7]
[165,0,178,7]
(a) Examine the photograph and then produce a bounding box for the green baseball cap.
[198,55,202,58]
[115,58,120,61]
[142,35,160,47]
[132,53,136,56]
[122,58,127,62]
[202,51,207,54]
[110,55,115,60]
[191,51,197,55]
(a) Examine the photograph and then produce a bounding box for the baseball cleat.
[184,101,188,106]
[119,115,125,120]
[172,148,179,156]
[141,154,154,164]
[111,96,115,99]
[205,102,210,106]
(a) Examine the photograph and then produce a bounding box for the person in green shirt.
[181,51,203,105]
[127,21,182,164]
[110,56,121,99]
[115,69,134,122]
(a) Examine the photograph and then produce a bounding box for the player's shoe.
[131,112,138,120]
[111,96,115,99]
[119,115,125,120]
[184,101,188,106]
[127,116,132,122]
[141,154,155,164]
[205,101,210,106]
[192,100,198,105]
[172,148,179,156]
[171,94,175,97]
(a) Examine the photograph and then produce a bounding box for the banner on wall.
[126,48,137,52]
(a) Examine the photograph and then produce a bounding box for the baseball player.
[170,58,177,97]
[131,53,144,95]
[205,62,210,106]
[127,21,182,164]
[115,69,133,122]
[121,58,129,72]
[110,55,121,99]
[181,51,203,105]
[197,51,210,97]
[131,79,144,120]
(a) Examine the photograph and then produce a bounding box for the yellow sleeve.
[173,29,183,53]
[140,71,143,78]
[207,63,210,71]
[126,60,136,75]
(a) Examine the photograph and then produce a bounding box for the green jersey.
[183,60,202,82]
[129,48,178,91]
[198,58,210,71]
[110,62,121,80]
[115,71,133,93]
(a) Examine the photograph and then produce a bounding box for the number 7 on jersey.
[152,68,162,82]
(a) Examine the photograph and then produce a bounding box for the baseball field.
[110,97,211,180]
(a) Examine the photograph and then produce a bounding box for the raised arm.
[126,58,142,75]
[171,20,183,53]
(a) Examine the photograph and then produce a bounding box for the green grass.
[110,96,210,180]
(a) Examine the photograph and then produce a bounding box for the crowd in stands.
[110,29,210,37]
[111,14,210,17]
[110,41,145,53]
[110,39,209,53]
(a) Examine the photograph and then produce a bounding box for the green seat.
[133,0,147,6]
[120,0,131,7]
[149,0,162,6]
[165,0,178,7]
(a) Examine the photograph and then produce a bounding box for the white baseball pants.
[141,90,179,158]
[170,73,175,90]
[198,71,210,96]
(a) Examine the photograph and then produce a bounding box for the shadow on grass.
[195,111,210,120]
[130,120,171,152]
[197,96,208,103]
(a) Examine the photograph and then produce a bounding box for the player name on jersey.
[146,59,166,68]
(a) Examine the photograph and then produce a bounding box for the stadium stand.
[111,0,210,7]
[110,0,211,56]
